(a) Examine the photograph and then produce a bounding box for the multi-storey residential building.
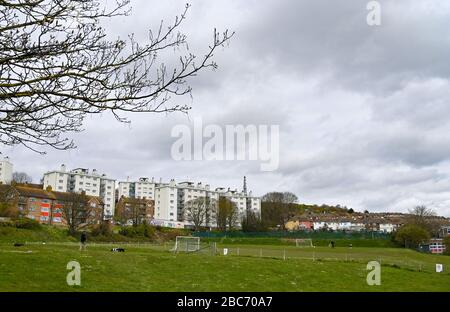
[43,165,115,219]
[248,193,262,215]
[42,165,70,192]
[0,184,103,225]
[215,188,261,219]
[69,168,102,197]
[118,177,157,200]
[152,178,262,228]
[177,182,219,226]
[116,196,155,225]
[100,176,115,218]
[0,156,13,185]
[154,179,178,221]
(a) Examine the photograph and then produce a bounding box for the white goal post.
[295,238,313,248]
[172,236,201,252]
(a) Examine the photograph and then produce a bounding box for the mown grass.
[0,242,449,292]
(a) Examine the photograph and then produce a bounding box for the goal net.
[295,238,313,247]
[172,236,201,253]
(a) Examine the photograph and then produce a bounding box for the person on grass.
[80,231,87,251]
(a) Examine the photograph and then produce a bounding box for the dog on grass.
[111,247,125,252]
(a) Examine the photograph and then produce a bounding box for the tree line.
[395,206,448,251]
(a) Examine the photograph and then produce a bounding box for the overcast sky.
[3,0,450,216]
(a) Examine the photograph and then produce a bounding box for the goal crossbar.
[172,236,200,253]
[295,238,313,247]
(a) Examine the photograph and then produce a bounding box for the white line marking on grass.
[0,250,35,253]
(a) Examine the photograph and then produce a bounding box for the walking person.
[80,231,87,251]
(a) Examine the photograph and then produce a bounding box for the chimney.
[60,164,66,172]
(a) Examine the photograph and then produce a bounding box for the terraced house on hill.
[0,184,104,225]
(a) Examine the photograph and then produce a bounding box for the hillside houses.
[285,214,403,233]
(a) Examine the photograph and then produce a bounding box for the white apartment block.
[177,182,219,226]
[100,177,115,218]
[249,196,262,214]
[216,188,262,219]
[153,179,262,228]
[43,165,115,219]
[0,156,13,185]
[42,168,70,192]
[118,177,157,200]
[154,180,178,221]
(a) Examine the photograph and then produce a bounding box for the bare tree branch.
[0,1,233,153]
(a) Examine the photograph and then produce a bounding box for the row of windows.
[35,216,62,223]
[78,181,99,187]
[75,175,99,181]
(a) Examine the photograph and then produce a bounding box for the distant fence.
[193,231,391,240]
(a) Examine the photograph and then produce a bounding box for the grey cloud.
[3,0,450,216]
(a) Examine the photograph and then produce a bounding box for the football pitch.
[0,242,449,292]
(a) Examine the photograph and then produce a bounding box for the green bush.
[444,236,450,255]
[395,224,430,248]
[13,218,42,230]
[119,223,156,239]
[91,221,113,236]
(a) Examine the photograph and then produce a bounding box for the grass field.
[0,241,449,292]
